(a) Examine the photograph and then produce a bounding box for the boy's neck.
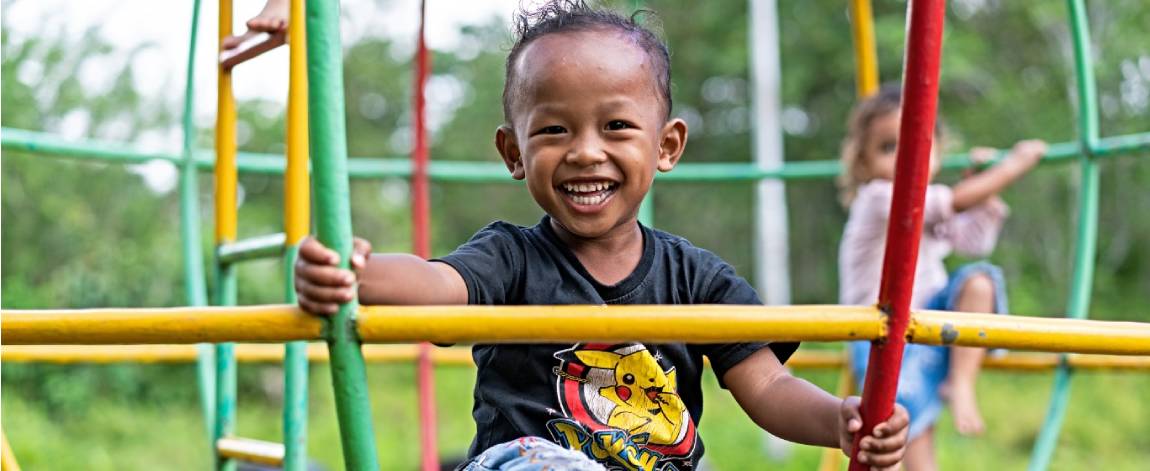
[549,216,645,287]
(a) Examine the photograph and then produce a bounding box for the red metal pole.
[412,1,439,470]
[848,1,947,469]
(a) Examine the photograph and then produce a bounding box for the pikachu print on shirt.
[548,343,698,471]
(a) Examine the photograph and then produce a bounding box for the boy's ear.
[657,118,688,172]
[495,125,525,180]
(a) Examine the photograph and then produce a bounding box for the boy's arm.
[357,254,468,305]
[724,347,908,467]
[723,348,841,447]
[295,237,467,315]
[952,140,1046,212]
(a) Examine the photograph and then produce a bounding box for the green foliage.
[5,365,1150,469]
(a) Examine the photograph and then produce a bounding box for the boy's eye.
[605,120,633,131]
[532,125,566,136]
[879,140,897,154]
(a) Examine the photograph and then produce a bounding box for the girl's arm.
[952,140,1046,212]
[723,348,909,467]
[294,237,467,315]
[945,199,1009,256]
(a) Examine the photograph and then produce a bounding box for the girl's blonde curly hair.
[838,83,945,207]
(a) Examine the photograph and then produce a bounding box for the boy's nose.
[564,135,608,167]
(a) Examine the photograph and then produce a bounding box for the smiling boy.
[294,2,908,470]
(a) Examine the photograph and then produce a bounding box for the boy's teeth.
[559,181,616,205]
[571,192,609,205]
[563,182,613,193]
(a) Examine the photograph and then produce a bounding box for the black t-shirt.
[436,216,797,470]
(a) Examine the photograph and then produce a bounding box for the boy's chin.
[550,214,635,240]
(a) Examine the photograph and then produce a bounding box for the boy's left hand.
[839,396,909,469]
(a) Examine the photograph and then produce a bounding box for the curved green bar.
[179,0,217,456]
[283,246,309,471]
[5,127,1145,182]
[1028,0,1101,468]
[305,0,380,468]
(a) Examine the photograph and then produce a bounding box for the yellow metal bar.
[356,305,885,344]
[1,306,323,345]
[360,344,473,364]
[7,306,1150,355]
[781,351,1150,372]
[984,353,1150,371]
[0,344,472,365]
[285,0,310,245]
[1,305,882,345]
[5,344,1149,371]
[3,345,207,363]
[215,0,237,244]
[216,437,284,467]
[1,428,20,471]
[848,0,879,97]
[909,310,1150,355]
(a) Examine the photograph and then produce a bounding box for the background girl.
[838,84,1046,471]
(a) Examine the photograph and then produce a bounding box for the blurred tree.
[2,21,183,308]
[1,16,204,411]
[9,0,1145,321]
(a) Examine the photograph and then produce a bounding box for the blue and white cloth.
[460,437,606,471]
[850,262,1008,439]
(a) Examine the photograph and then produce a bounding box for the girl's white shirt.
[838,180,1009,308]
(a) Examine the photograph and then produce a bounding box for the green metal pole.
[638,191,654,227]
[283,246,309,471]
[214,263,238,471]
[1028,0,1100,468]
[180,0,217,454]
[306,0,380,469]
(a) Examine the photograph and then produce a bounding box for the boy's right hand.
[295,236,372,316]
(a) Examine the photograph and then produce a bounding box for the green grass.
[3,360,1148,470]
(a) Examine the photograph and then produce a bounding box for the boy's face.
[496,30,687,240]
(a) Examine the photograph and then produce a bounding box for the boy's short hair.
[502,0,673,124]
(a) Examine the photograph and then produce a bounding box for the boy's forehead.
[517,32,650,82]
[510,30,658,108]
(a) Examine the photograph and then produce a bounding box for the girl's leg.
[943,273,995,436]
[902,427,937,471]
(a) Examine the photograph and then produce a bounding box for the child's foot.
[942,381,985,436]
[223,0,289,50]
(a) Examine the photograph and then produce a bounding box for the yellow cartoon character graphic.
[573,347,688,446]
[550,344,698,469]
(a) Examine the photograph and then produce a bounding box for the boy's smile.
[496,29,687,243]
[559,179,619,211]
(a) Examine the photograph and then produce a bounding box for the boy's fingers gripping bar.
[298,237,339,265]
